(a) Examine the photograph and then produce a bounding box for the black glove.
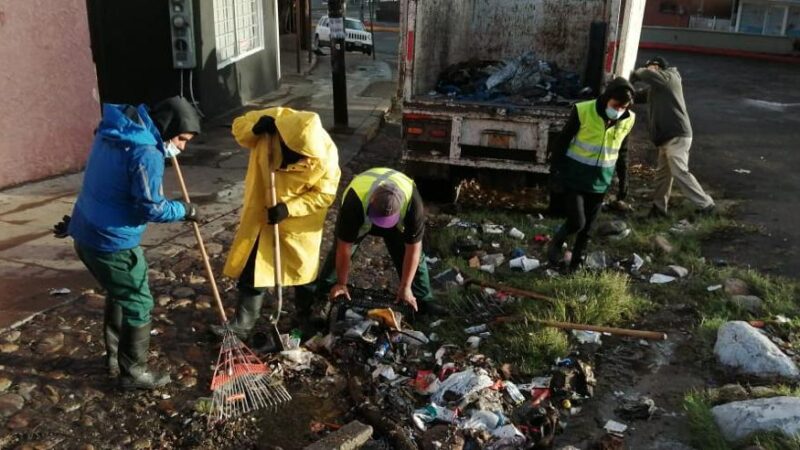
[252,115,277,135]
[279,141,304,169]
[181,202,200,222]
[53,215,71,239]
[266,203,289,224]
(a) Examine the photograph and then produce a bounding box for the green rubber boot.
[118,322,170,390]
[209,290,265,340]
[104,301,123,377]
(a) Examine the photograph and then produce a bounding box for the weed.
[683,391,730,450]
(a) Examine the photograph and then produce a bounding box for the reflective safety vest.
[563,100,635,193]
[344,168,415,239]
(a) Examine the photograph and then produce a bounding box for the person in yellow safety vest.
[547,77,636,271]
[211,107,341,339]
[316,168,434,312]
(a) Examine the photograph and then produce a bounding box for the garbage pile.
[433,51,591,106]
[282,287,601,449]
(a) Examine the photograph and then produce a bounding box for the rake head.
[208,324,291,425]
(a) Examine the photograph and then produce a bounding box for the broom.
[170,158,291,424]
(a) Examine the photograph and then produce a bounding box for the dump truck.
[398,0,646,184]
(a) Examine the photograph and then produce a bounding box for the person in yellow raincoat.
[212,107,340,339]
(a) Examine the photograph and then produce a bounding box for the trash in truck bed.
[431,51,593,106]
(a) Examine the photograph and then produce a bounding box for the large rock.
[712,396,800,442]
[714,321,799,379]
[728,295,764,314]
[723,278,750,296]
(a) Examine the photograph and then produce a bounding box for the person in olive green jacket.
[548,78,636,271]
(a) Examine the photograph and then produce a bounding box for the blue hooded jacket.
[69,104,187,252]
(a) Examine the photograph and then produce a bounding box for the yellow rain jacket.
[223,107,341,287]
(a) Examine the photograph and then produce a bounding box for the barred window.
[214,0,264,68]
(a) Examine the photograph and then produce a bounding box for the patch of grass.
[750,431,800,450]
[683,391,730,450]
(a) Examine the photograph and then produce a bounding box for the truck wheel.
[364,46,373,56]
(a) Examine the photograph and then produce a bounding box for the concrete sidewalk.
[0,42,395,330]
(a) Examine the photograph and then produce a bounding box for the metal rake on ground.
[171,158,291,425]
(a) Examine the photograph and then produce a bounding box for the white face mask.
[605,106,623,120]
[164,141,181,159]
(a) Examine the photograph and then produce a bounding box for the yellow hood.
[275,110,333,159]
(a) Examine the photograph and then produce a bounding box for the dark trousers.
[559,190,605,264]
[314,231,433,302]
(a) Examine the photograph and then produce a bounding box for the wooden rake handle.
[269,171,283,326]
[467,279,555,303]
[493,316,668,340]
[171,158,228,324]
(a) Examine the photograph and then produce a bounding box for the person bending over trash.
[316,167,436,313]
[53,96,202,390]
[547,78,636,271]
[631,56,715,218]
[214,107,340,340]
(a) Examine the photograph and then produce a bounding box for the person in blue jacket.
[53,96,201,390]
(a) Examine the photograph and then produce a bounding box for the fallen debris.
[649,274,676,284]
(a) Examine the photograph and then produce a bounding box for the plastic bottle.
[373,340,390,359]
[504,381,525,405]
[464,410,505,431]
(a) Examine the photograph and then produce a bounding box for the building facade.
[0,0,100,188]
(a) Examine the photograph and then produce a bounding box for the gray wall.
[194,0,281,118]
[641,26,798,55]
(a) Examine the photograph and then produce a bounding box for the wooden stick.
[493,316,668,340]
[171,158,228,324]
[269,171,283,326]
[467,278,555,303]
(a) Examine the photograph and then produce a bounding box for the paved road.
[637,50,800,277]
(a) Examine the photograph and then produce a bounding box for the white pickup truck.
[315,16,374,55]
[397,0,646,184]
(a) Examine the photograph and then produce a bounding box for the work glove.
[266,203,289,224]
[53,215,71,239]
[181,202,200,222]
[252,115,277,135]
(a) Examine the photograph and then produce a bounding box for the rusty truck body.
[397,0,646,181]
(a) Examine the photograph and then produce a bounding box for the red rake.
[171,158,291,425]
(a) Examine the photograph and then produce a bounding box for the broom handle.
[493,316,667,340]
[171,158,228,324]
[270,171,283,326]
[468,279,554,303]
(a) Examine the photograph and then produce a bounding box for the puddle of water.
[256,387,350,450]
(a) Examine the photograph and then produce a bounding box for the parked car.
[314,16,373,55]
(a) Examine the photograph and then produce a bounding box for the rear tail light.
[407,127,424,135]
[429,128,448,138]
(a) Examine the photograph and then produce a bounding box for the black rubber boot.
[547,226,570,266]
[118,322,170,390]
[103,301,123,377]
[568,240,588,272]
[210,289,265,340]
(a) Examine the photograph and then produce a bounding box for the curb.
[639,42,800,64]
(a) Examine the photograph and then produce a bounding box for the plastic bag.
[432,368,494,406]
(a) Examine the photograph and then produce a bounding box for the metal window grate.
[214,0,265,68]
